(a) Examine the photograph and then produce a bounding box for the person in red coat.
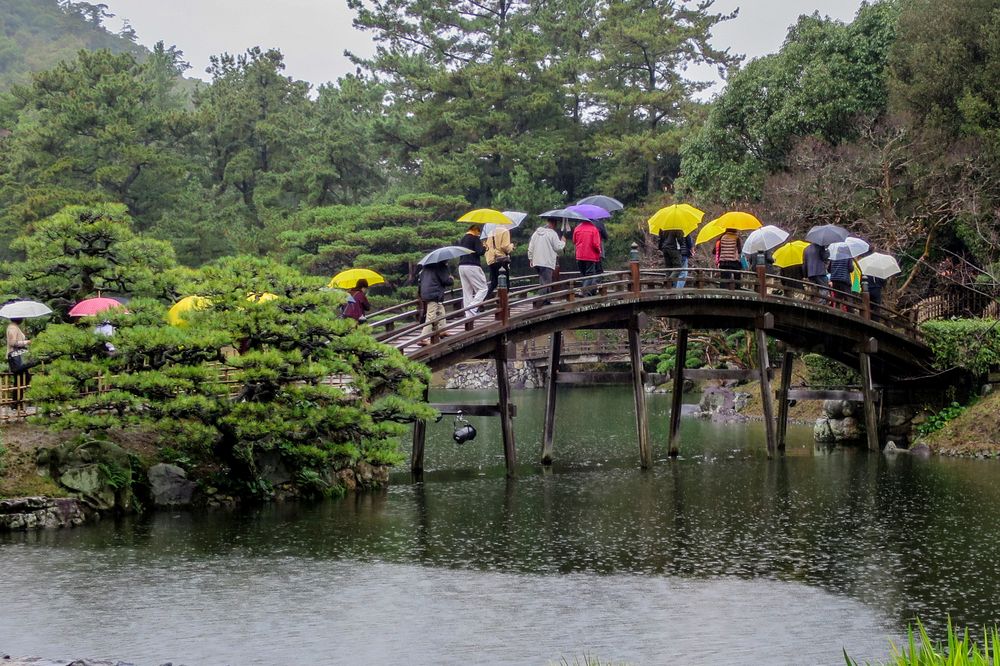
[573,220,603,295]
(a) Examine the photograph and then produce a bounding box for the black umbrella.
[805,224,849,246]
[576,195,624,212]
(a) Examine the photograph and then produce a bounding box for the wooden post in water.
[858,338,880,452]
[541,331,562,465]
[496,335,517,477]
[411,384,429,476]
[628,315,652,469]
[776,350,794,453]
[668,326,688,458]
[755,326,777,457]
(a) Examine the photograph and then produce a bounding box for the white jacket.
[528,225,566,270]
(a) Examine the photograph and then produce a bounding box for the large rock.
[37,438,134,511]
[147,463,198,507]
[60,464,116,510]
[814,416,863,443]
[698,387,750,421]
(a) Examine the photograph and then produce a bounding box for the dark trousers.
[535,266,554,302]
[662,250,681,287]
[486,261,509,299]
[578,260,600,294]
[808,274,829,302]
[718,260,742,290]
[831,279,851,310]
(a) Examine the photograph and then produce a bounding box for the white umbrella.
[844,236,870,257]
[858,253,902,279]
[742,225,790,255]
[0,300,52,319]
[482,211,528,239]
[418,246,474,266]
[827,242,856,261]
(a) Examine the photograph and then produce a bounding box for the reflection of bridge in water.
[368,259,947,477]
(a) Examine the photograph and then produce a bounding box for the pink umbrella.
[68,297,127,317]
[565,203,612,221]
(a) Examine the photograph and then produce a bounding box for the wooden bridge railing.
[370,263,924,354]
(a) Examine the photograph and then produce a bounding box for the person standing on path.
[658,229,683,286]
[829,256,852,311]
[419,261,453,344]
[714,229,743,290]
[458,225,488,318]
[573,219,602,295]
[528,218,566,304]
[803,242,830,303]
[484,225,515,300]
[5,317,31,407]
[677,232,695,288]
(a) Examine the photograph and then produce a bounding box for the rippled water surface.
[3,387,1000,665]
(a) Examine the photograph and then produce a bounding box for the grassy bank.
[920,391,1000,457]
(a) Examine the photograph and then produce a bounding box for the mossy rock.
[36,436,136,511]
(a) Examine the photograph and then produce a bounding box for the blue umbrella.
[577,195,624,212]
[418,246,474,266]
[565,204,612,221]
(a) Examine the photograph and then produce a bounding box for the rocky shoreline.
[1,658,183,666]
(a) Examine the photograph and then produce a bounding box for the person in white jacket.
[527,219,566,304]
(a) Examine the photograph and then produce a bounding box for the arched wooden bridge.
[367,263,940,476]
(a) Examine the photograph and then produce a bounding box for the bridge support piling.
[858,345,880,452]
[755,327,777,457]
[411,385,429,477]
[496,336,517,477]
[541,331,562,465]
[668,326,688,458]
[628,316,652,469]
[776,351,794,453]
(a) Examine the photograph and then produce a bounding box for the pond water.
[2,386,1000,665]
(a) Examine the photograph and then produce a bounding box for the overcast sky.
[102,0,864,94]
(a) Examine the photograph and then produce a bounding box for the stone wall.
[813,400,865,444]
[441,359,543,390]
[0,496,90,531]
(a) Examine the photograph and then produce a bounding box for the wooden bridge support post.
[541,331,562,465]
[668,326,688,458]
[776,351,794,453]
[411,384,429,476]
[628,315,652,469]
[496,336,517,477]
[858,339,880,452]
[755,327,778,457]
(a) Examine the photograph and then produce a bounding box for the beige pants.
[421,300,447,338]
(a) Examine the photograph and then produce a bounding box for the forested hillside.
[0,0,144,90]
[0,0,995,311]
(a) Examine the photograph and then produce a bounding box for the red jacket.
[573,221,602,262]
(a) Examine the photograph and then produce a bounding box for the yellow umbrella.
[246,292,279,303]
[458,209,513,226]
[166,295,211,327]
[329,268,385,290]
[647,204,704,235]
[772,241,811,268]
[695,211,763,245]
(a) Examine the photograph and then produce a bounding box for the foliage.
[677,2,900,203]
[0,203,179,316]
[915,401,968,437]
[802,354,861,387]
[642,342,704,375]
[26,256,434,498]
[845,617,1000,666]
[921,319,1000,376]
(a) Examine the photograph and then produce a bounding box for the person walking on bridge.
[528,218,565,305]
[573,218,602,295]
[829,256,852,311]
[714,229,743,290]
[658,229,683,287]
[419,261,453,345]
[484,224,515,300]
[803,242,829,303]
[458,225,488,318]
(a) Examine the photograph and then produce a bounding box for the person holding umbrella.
[658,229,684,284]
[342,279,371,322]
[457,224,488,318]
[484,224,515,300]
[713,229,743,290]
[572,215,603,296]
[803,242,830,303]
[528,216,566,304]
[6,318,31,407]
[419,261,454,345]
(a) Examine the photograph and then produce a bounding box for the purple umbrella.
[565,204,612,221]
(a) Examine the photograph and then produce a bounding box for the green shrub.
[921,319,1000,376]
[916,402,968,436]
[803,354,860,386]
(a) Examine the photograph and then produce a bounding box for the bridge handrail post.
[861,276,872,321]
[629,243,641,295]
[755,254,767,299]
[496,266,510,325]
